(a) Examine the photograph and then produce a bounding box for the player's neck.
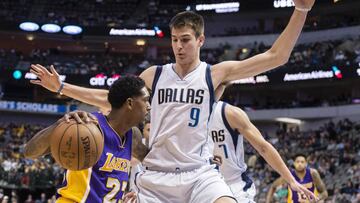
[174,59,201,78]
[295,170,306,180]
[106,112,132,138]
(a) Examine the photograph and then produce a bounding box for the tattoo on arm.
[24,123,57,159]
[131,127,149,162]
[311,169,328,199]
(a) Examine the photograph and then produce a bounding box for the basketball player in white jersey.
[30,1,315,202]
[208,100,316,202]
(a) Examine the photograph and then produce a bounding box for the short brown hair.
[169,11,204,38]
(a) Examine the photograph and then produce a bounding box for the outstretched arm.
[211,0,315,87]
[225,104,317,201]
[30,64,157,111]
[31,64,111,111]
[311,169,328,201]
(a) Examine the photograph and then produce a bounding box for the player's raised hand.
[30,64,62,92]
[293,0,315,11]
[289,181,319,202]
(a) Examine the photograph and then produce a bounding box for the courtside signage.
[232,75,270,84]
[0,100,73,114]
[89,74,120,86]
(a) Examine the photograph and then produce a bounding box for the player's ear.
[126,98,134,109]
[198,34,205,47]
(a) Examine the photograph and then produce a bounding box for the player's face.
[171,26,204,66]
[294,156,307,172]
[133,87,150,124]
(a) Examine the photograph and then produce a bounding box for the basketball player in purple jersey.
[266,154,328,203]
[24,76,150,202]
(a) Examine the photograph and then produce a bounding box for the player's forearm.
[318,191,328,201]
[258,142,296,185]
[62,83,111,111]
[24,123,58,159]
[268,9,308,64]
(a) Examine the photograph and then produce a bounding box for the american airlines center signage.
[283,66,343,82]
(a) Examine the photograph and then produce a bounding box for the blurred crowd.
[0,123,63,202]
[1,1,360,36]
[246,119,360,202]
[1,36,359,76]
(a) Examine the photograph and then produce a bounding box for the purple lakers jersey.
[288,167,318,203]
[56,112,132,202]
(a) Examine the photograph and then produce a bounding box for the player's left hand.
[293,0,315,11]
[289,181,319,202]
[123,191,137,203]
[211,155,223,167]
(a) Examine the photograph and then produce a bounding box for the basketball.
[50,120,104,171]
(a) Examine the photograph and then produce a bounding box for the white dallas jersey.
[143,62,215,171]
[208,101,247,184]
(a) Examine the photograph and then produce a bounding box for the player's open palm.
[290,181,318,202]
[293,0,315,10]
[30,64,61,92]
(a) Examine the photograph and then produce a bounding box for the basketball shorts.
[228,179,256,203]
[134,164,235,203]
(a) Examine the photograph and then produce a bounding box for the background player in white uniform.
[209,101,316,202]
[30,1,316,202]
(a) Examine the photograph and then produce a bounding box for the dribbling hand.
[59,110,98,124]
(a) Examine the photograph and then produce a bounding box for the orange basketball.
[50,120,104,171]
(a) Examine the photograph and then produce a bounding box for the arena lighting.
[273,0,295,8]
[12,70,22,80]
[41,24,61,33]
[275,117,302,125]
[195,2,239,13]
[26,34,35,41]
[136,39,146,46]
[19,22,39,32]
[357,68,360,76]
[62,25,83,35]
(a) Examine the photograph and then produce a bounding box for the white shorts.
[228,176,256,203]
[134,164,235,203]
